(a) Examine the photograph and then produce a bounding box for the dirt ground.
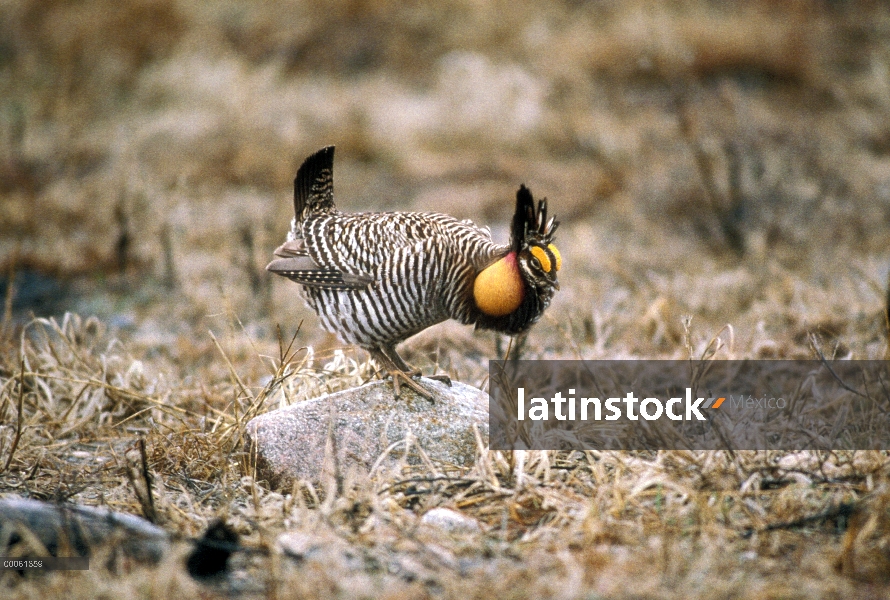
[1,0,890,597]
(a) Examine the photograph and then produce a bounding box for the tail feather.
[294,146,336,221]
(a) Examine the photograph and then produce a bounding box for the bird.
[266,146,560,399]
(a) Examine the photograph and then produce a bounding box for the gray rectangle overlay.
[0,556,90,571]
[488,360,890,450]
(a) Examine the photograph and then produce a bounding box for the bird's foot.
[388,369,434,401]
[403,368,450,388]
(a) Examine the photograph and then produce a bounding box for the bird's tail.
[510,184,559,253]
[293,146,336,221]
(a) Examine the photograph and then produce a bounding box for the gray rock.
[245,379,489,490]
[0,497,170,564]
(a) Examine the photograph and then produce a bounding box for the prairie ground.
[1,0,890,597]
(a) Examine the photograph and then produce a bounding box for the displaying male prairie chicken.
[267,146,560,398]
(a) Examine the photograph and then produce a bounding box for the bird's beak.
[553,278,560,291]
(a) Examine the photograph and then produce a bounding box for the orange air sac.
[473,252,525,317]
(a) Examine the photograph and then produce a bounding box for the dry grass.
[2,0,890,597]
[3,314,890,598]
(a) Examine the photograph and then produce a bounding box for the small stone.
[245,379,488,490]
[420,507,481,534]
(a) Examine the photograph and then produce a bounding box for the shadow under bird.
[267,146,560,399]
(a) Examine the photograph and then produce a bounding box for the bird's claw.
[427,374,452,387]
[389,370,434,401]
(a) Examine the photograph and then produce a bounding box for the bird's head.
[518,240,561,293]
[514,184,560,295]
[473,185,560,318]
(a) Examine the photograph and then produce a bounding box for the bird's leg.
[379,345,421,378]
[368,347,433,400]
[381,346,452,387]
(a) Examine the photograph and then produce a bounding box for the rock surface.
[245,379,489,489]
[0,497,170,564]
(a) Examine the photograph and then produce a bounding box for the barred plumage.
[267,146,560,398]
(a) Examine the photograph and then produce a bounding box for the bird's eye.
[529,245,551,272]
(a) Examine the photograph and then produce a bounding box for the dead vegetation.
[3,313,890,598]
[1,0,890,597]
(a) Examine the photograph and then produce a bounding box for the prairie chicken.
[267,146,560,398]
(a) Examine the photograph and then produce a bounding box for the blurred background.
[1,0,889,379]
